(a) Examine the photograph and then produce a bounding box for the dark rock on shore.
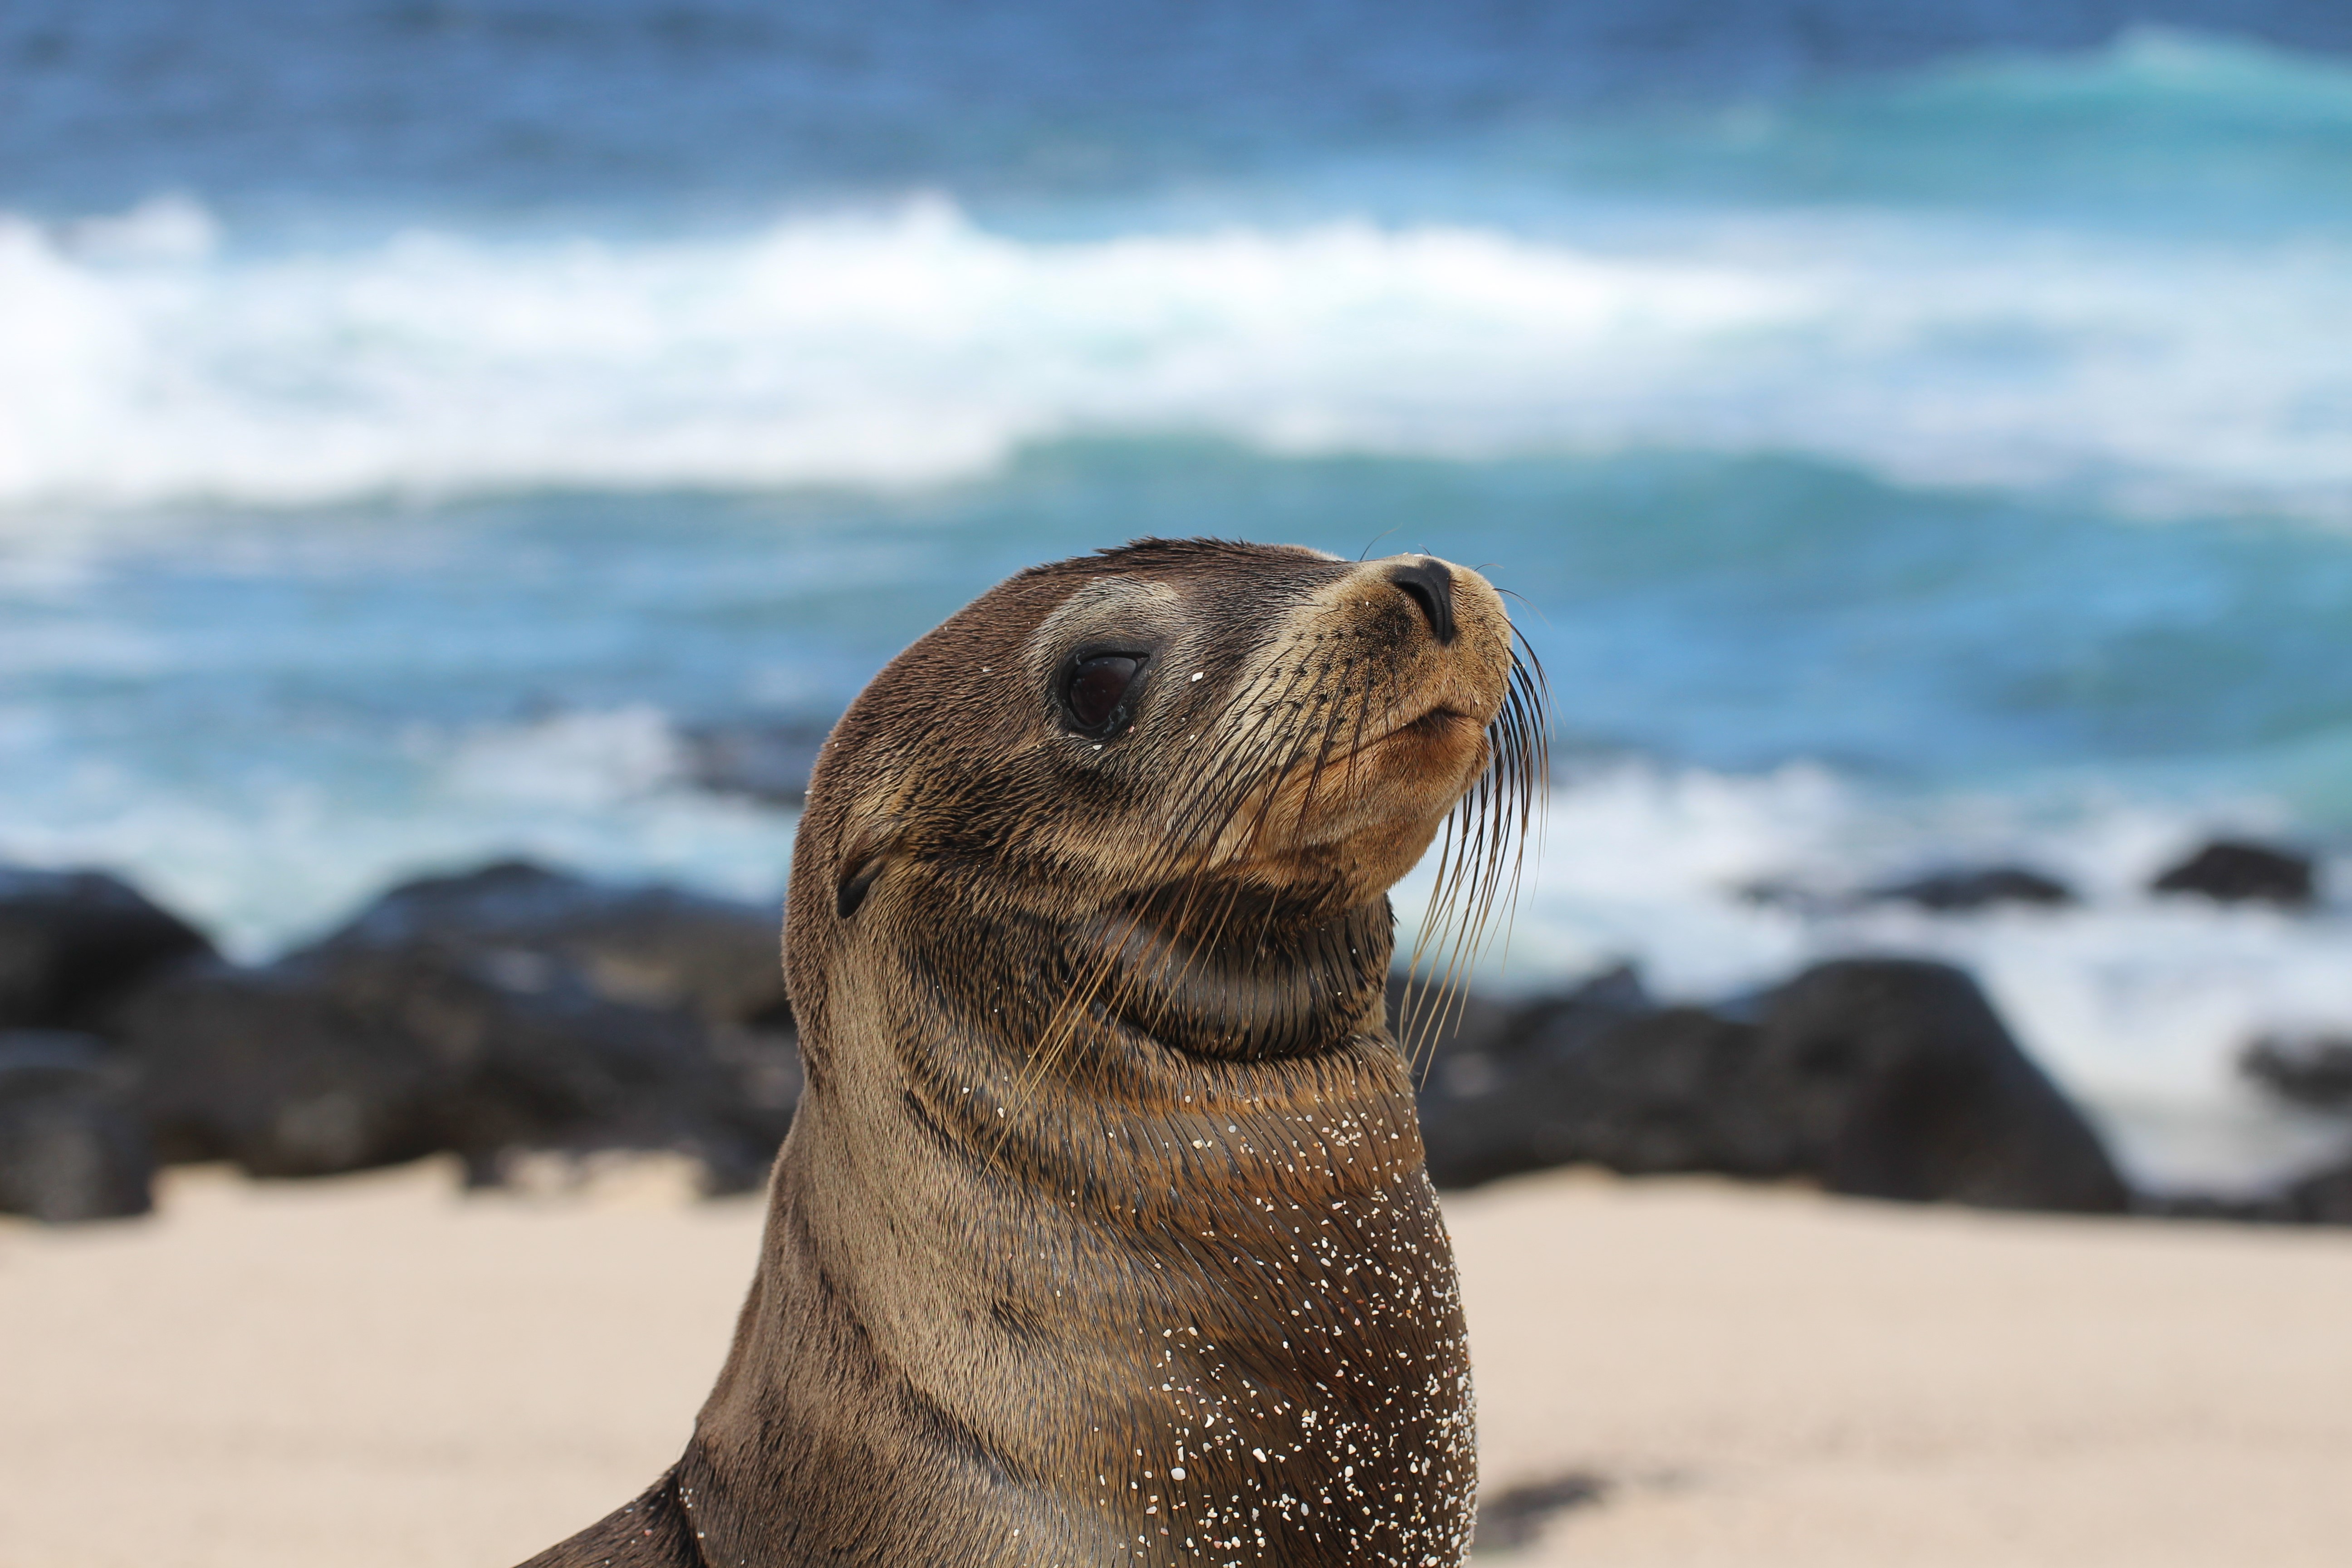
[1741,863,2076,916]
[1417,958,2128,1215]
[316,860,791,1028]
[1867,865,2076,912]
[1764,960,2127,1211]
[5,853,2286,1228]
[2150,839,2316,908]
[108,862,799,1192]
[2140,1160,2352,1228]
[0,868,214,1031]
[1388,965,1637,1085]
[2139,1190,2300,1225]
[115,957,446,1176]
[2240,1032,2352,1111]
[0,1031,154,1222]
[1403,965,1655,1184]
[116,951,784,1188]
[1420,1004,1780,1190]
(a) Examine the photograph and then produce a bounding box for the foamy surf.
[5,191,2352,522]
[0,705,796,966]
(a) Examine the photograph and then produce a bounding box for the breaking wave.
[4,186,2351,521]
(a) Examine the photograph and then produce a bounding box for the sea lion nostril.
[1388,559,1458,644]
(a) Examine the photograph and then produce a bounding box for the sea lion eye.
[1063,653,1141,735]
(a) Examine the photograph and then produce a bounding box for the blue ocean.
[5,0,2352,1192]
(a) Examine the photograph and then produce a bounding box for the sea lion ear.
[835,816,901,920]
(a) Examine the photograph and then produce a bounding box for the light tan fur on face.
[1237,557,1515,885]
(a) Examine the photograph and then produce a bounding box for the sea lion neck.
[858,849,1396,1075]
[682,878,1472,1567]
[1078,883,1394,1064]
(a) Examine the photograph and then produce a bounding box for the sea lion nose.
[1388,558,1458,645]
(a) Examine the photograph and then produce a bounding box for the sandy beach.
[4,1162,2348,1568]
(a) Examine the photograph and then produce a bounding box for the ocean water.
[5,2,2352,1192]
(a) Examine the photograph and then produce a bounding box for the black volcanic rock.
[2241,1033,2352,1112]
[106,862,800,1192]
[315,859,790,1027]
[2147,1159,2352,1229]
[1402,966,1650,1150]
[0,867,214,1031]
[114,946,786,1188]
[0,1031,154,1223]
[113,956,448,1176]
[2140,1190,2302,1225]
[1384,972,1523,1061]
[1416,958,2128,1215]
[1507,964,1654,1052]
[1419,1007,1785,1190]
[2150,839,2316,908]
[1759,960,2128,1212]
[1867,866,2076,912]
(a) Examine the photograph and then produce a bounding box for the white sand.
[3,1160,2348,1568]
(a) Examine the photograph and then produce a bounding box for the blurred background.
[5,0,2352,1206]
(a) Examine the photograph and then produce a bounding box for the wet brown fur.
[522,539,1544,1568]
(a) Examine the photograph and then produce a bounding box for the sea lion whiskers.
[1091,579,1514,1065]
[1428,644,1548,1060]
[1403,736,1521,1070]
[1128,647,1388,1054]
[1397,639,1547,1077]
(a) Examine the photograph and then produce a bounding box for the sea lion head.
[787,538,1543,1070]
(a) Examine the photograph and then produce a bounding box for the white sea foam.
[2,196,2350,520]
[437,705,687,810]
[0,706,794,962]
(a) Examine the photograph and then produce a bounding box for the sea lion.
[524,539,1544,1568]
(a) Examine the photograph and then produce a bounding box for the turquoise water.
[3,10,2351,1187]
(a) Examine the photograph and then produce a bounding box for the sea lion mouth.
[1325,699,1480,769]
[1396,703,1475,740]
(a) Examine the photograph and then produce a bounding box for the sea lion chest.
[686,1000,1475,1567]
